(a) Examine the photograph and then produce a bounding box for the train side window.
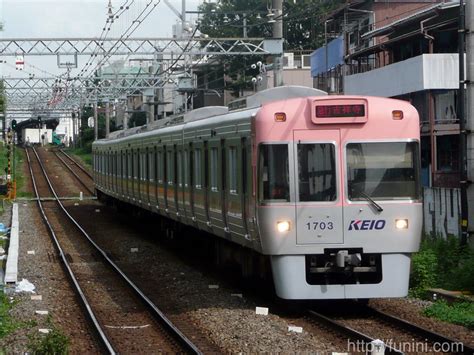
[229,147,237,194]
[128,150,132,178]
[242,138,247,195]
[210,147,218,192]
[166,150,174,186]
[194,148,202,189]
[258,144,290,202]
[184,150,189,188]
[177,150,183,187]
[148,147,154,182]
[297,143,336,202]
[156,150,162,183]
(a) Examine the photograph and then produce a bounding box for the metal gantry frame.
[1,37,282,114]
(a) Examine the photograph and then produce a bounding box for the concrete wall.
[345,54,460,97]
[423,187,460,238]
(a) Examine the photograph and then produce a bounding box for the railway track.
[53,148,94,195]
[26,146,202,354]
[308,303,472,354]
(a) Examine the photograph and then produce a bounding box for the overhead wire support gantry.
[0,37,279,56]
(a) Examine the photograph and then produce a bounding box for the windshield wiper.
[358,191,384,212]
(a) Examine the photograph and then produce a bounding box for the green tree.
[196,0,344,95]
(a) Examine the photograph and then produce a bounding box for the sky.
[0,0,201,77]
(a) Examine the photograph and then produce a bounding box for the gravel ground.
[2,147,472,354]
[1,202,101,353]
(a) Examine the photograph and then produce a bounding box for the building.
[310,0,465,238]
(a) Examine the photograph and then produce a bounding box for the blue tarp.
[310,36,345,77]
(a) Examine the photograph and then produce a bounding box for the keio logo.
[349,219,386,231]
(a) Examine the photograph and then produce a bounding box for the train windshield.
[259,144,290,202]
[297,143,336,202]
[347,142,420,201]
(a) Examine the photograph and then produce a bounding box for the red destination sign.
[315,104,365,118]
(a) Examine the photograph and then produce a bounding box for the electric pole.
[94,102,98,141]
[465,0,474,243]
[273,0,283,87]
[105,100,110,138]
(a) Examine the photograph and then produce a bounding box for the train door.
[293,130,343,244]
[183,144,194,221]
[165,145,177,216]
[225,138,248,239]
[192,142,208,229]
[142,147,148,204]
[156,147,165,209]
[208,140,225,232]
[128,149,133,200]
[176,145,186,219]
[147,146,155,207]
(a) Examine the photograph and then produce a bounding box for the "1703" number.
[306,221,334,230]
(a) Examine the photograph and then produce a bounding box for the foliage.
[423,300,474,329]
[409,247,437,298]
[128,111,147,128]
[197,0,344,95]
[409,235,474,297]
[28,317,69,355]
[65,147,92,168]
[0,293,19,338]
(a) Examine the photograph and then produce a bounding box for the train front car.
[255,96,422,300]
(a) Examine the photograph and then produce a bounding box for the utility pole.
[273,0,283,87]
[93,102,98,141]
[465,0,474,243]
[105,100,110,138]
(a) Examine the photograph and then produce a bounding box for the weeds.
[424,300,474,329]
[410,235,474,297]
[0,293,18,337]
[28,316,69,355]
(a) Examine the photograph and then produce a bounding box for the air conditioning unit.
[301,55,311,69]
[283,53,294,69]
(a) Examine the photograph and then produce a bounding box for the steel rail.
[25,147,117,354]
[307,309,403,355]
[31,146,202,355]
[366,306,473,354]
[59,149,93,179]
[53,151,94,195]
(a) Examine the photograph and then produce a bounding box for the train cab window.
[210,148,218,192]
[229,147,237,194]
[347,142,420,200]
[194,148,202,189]
[258,144,289,202]
[297,143,336,202]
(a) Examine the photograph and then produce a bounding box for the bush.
[410,235,474,296]
[28,318,69,355]
[410,247,437,298]
[424,301,474,329]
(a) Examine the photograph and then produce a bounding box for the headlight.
[395,219,408,229]
[277,221,291,233]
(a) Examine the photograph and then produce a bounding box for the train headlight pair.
[395,219,409,229]
[277,221,291,233]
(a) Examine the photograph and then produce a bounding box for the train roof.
[100,86,327,143]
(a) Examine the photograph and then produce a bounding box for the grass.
[64,147,92,169]
[423,300,474,329]
[410,235,474,298]
[27,316,69,354]
[0,142,31,199]
[0,292,19,338]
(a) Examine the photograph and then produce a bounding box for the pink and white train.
[93,86,422,299]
